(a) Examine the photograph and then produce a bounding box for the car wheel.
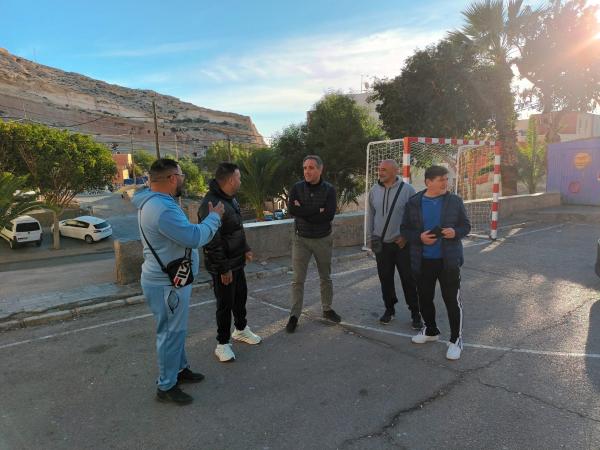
[84,235,94,244]
[36,239,42,247]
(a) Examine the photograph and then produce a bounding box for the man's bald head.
[379,159,398,170]
[378,159,399,186]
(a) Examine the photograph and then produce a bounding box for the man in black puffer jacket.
[199,162,261,363]
[285,155,341,333]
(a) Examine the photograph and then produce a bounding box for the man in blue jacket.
[401,165,471,360]
[132,158,224,405]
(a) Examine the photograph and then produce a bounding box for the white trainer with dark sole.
[215,343,235,362]
[411,328,441,344]
[232,326,262,345]
[446,342,462,360]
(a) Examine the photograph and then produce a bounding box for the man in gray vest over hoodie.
[367,159,422,328]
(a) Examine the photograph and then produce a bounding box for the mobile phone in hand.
[429,225,443,238]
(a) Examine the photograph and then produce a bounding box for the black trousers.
[211,268,248,344]
[416,259,462,343]
[375,242,419,314]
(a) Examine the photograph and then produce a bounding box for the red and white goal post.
[363,137,501,247]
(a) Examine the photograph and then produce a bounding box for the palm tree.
[237,148,283,220]
[450,0,542,195]
[0,172,42,230]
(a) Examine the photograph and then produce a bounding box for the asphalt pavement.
[1,217,599,449]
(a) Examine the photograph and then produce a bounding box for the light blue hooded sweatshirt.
[132,188,221,286]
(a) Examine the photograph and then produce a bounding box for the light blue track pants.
[142,283,192,391]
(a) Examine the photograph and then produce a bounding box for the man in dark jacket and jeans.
[286,155,341,333]
[401,165,471,360]
[199,162,261,363]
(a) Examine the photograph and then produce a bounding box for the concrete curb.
[0,250,369,332]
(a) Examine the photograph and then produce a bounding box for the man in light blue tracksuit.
[132,158,224,405]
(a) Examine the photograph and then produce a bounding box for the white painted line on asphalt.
[0,300,215,351]
[336,322,600,359]
[464,223,565,248]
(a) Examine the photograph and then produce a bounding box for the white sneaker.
[411,328,440,344]
[446,341,462,360]
[215,343,235,362]
[232,326,262,345]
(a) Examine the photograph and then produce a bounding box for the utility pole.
[152,100,160,159]
[130,130,136,180]
[227,136,232,162]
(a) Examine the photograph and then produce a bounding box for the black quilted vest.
[293,179,334,238]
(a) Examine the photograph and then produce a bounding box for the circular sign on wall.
[574,152,592,170]
[568,181,581,193]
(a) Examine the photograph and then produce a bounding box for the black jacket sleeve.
[303,184,336,224]
[199,199,229,274]
[453,197,471,239]
[288,183,321,217]
[401,202,421,245]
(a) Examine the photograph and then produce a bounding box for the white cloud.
[112,27,445,136]
[181,27,444,135]
[95,40,210,58]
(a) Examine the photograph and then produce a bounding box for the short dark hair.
[303,155,323,168]
[424,165,449,181]
[150,158,179,180]
[215,162,239,183]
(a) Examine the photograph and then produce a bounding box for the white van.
[0,215,43,249]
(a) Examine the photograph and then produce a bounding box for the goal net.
[364,137,501,246]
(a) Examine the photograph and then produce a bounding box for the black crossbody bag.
[139,203,194,288]
[371,182,404,254]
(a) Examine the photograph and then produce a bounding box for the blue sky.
[1,0,537,139]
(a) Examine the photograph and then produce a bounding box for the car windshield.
[16,222,40,232]
[94,221,110,230]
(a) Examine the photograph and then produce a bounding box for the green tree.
[237,148,283,219]
[0,120,32,176]
[451,0,542,196]
[372,39,493,139]
[517,0,600,142]
[202,140,249,175]
[305,93,386,207]
[1,122,116,249]
[177,157,208,197]
[517,116,546,194]
[271,123,307,202]
[0,172,42,231]
[132,149,156,174]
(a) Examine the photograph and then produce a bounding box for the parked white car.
[51,216,112,244]
[0,215,43,249]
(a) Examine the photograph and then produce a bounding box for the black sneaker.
[379,309,395,324]
[411,312,424,330]
[286,316,298,333]
[177,368,205,384]
[156,385,193,405]
[323,309,341,323]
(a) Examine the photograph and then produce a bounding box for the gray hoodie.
[367,176,416,243]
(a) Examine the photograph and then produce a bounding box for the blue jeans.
[142,283,192,391]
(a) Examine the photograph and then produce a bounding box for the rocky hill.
[0,48,264,157]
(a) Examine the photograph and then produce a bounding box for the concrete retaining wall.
[113,194,559,284]
[114,211,366,285]
[497,192,561,218]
